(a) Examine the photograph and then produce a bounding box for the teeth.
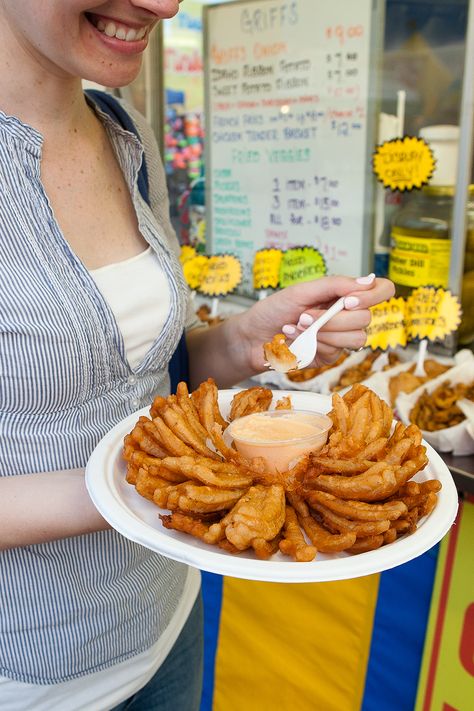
[104,22,116,37]
[94,18,147,42]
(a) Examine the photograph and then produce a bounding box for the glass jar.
[388,186,453,299]
[460,191,474,344]
[388,186,474,345]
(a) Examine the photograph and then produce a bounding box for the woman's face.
[1,0,181,86]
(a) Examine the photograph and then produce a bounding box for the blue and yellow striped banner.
[201,547,438,711]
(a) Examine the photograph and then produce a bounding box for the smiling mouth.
[85,13,148,41]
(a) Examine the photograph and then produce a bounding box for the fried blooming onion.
[123,380,441,561]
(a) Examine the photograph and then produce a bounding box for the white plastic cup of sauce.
[227,410,332,473]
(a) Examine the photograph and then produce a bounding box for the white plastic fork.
[288,296,347,369]
[414,339,428,377]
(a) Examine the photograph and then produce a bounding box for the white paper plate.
[85,390,459,583]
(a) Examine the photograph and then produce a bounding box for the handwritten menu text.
[206,0,375,294]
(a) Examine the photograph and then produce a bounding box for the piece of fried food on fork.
[263,334,298,374]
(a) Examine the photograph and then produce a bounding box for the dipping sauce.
[227,410,332,473]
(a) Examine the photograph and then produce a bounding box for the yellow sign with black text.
[406,287,462,342]
[182,254,209,290]
[199,254,242,297]
[373,136,435,192]
[365,297,407,350]
[365,289,461,349]
[279,247,326,289]
[253,249,282,290]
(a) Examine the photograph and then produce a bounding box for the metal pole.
[449,0,474,293]
[146,24,165,158]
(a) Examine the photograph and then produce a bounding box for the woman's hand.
[233,273,394,373]
[187,273,394,388]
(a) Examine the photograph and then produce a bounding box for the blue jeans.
[111,593,203,711]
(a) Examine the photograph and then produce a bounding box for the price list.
[206,0,378,295]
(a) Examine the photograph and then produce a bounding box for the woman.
[0,2,394,709]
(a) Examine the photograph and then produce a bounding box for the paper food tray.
[317,347,415,396]
[361,348,467,405]
[253,348,411,394]
[396,353,474,456]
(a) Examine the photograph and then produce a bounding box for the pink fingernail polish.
[344,296,360,309]
[356,273,375,285]
[282,324,296,335]
[298,313,314,327]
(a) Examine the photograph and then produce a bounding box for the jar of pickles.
[388,185,453,298]
[388,184,474,345]
[460,192,474,344]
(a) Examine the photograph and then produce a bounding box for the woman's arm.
[187,275,394,389]
[0,469,110,550]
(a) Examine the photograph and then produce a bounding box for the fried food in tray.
[229,386,273,421]
[331,350,401,392]
[286,351,349,382]
[196,304,223,327]
[123,379,441,562]
[263,334,298,373]
[409,380,474,432]
[388,359,451,405]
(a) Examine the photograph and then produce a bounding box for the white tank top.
[90,246,171,369]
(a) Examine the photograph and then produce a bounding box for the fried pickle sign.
[198,254,242,297]
[406,287,462,342]
[253,249,282,291]
[365,297,407,350]
[279,247,327,289]
[373,136,435,191]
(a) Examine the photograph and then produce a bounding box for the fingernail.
[356,273,375,285]
[282,324,296,335]
[298,313,314,327]
[344,296,360,309]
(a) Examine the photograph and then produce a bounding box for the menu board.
[205,0,381,295]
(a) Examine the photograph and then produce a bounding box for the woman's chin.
[82,60,143,89]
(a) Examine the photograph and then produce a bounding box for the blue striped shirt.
[0,101,190,683]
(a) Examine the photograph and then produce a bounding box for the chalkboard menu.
[204,0,382,295]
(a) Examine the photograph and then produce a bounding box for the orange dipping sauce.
[227,410,332,473]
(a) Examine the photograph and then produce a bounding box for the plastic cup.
[227,409,332,473]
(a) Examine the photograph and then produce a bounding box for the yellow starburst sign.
[179,244,197,265]
[279,246,327,288]
[373,136,435,191]
[406,287,462,341]
[182,254,209,290]
[253,248,282,290]
[365,297,407,350]
[199,254,242,297]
